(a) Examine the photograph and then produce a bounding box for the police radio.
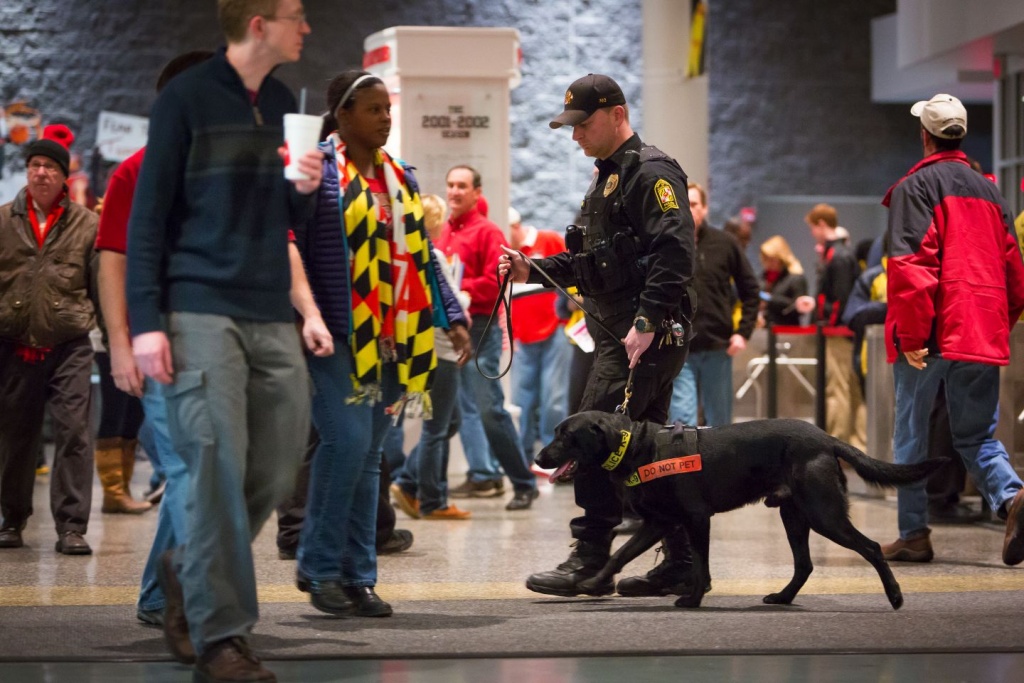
[565,224,583,255]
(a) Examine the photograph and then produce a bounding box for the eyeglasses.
[264,11,307,25]
[28,160,62,174]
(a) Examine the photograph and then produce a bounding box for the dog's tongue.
[549,460,576,484]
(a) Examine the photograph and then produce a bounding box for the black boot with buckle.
[615,531,711,596]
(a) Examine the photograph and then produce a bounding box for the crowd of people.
[2,1,1024,682]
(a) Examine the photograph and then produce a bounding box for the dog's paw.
[888,590,904,610]
[673,594,703,609]
[762,592,794,605]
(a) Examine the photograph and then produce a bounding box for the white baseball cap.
[910,94,967,139]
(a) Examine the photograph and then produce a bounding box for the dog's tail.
[833,442,948,487]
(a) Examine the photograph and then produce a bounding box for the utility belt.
[565,224,645,298]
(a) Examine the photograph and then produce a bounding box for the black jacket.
[760,268,807,327]
[689,224,760,353]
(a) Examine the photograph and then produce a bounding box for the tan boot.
[96,437,151,514]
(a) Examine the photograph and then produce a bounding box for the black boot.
[616,533,711,596]
[525,540,613,597]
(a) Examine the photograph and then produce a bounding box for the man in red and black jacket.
[881,93,1024,566]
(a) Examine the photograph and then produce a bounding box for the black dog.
[536,411,945,610]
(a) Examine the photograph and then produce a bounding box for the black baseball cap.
[549,73,626,129]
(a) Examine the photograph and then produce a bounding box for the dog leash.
[475,253,636,413]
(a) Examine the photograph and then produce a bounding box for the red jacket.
[435,207,507,318]
[511,227,566,344]
[883,150,1024,365]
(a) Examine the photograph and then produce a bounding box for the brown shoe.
[1002,489,1024,566]
[195,637,276,682]
[157,550,195,664]
[55,531,92,555]
[389,483,420,519]
[423,504,472,520]
[881,529,933,562]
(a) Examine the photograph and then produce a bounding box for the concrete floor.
[2,445,1024,681]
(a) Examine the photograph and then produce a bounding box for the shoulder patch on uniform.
[654,179,679,212]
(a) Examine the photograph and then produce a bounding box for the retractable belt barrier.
[766,323,853,427]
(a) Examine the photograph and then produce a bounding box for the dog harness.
[623,422,703,487]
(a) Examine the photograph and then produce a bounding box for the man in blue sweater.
[126,2,325,681]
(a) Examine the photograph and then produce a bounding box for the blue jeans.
[396,359,458,514]
[456,382,501,483]
[893,358,1022,538]
[137,380,189,612]
[670,349,734,426]
[137,418,164,490]
[461,322,536,493]
[512,329,570,459]
[298,349,399,585]
[164,313,309,653]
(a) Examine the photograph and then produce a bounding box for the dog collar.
[601,430,631,471]
[625,454,702,486]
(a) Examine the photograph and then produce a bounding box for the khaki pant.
[825,336,867,451]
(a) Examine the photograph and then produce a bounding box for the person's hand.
[726,333,747,357]
[622,328,655,368]
[903,348,928,370]
[302,314,334,357]
[110,343,145,397]
[794,295,816,314]
[133,331,174,384]
[279,147,322,194]
[498,245,530,283]
[447,325,473,367]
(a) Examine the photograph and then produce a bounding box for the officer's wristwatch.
[633,316,656,334]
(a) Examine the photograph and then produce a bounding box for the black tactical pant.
[571,311,689,545]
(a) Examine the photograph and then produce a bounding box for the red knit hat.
[42,124,75,150]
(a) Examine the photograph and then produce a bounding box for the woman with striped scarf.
[293,71,471,618]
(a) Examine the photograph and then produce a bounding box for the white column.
[642,0,709,188]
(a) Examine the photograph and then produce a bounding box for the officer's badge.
[654,179,679,212]
[565,90,573,105]
[603,173,619,197]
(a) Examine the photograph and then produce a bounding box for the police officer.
[499,73,697,597]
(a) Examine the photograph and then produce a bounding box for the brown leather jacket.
[0,187,98,347]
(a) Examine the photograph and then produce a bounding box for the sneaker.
[524,540,613,597]
[390,483,421,519]
[505,489,539,511]
[881,529,934,562]
[423,505,472,520]
[195,637,276,682]
[450,479,504,498]
[1002,489,1024,566]
[377,529,414,554]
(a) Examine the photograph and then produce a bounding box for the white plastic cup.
[283,113,323,180]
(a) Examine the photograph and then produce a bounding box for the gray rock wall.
[0,0,993,234]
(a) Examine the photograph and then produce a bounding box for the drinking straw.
[299,88,307,114]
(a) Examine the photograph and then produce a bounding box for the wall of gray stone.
[0,0,993,237]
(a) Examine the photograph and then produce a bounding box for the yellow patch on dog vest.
[625,454,702,486]
[601,430,631,471]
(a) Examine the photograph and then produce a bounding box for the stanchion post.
[815,322,826,429]
[767,326,778,419]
